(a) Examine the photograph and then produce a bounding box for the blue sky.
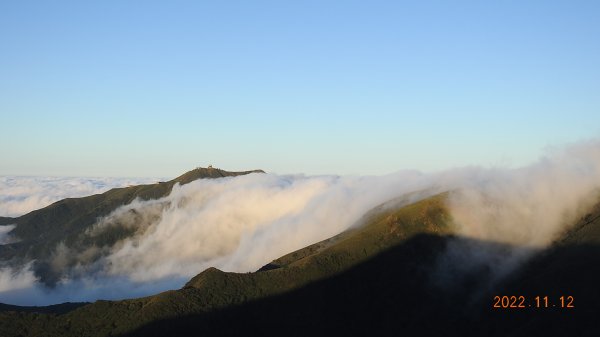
[1,1,599,177]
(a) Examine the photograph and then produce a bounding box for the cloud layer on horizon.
[2,139,600,306]
[0,176,162,218]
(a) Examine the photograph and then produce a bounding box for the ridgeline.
[0,169,599,336]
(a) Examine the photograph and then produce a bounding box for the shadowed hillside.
[1,190,599,336]
[120,195,600,337]
[0,192,454,336]
[120,238,600,337]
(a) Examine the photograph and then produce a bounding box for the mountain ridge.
[0,167,264,284]
[0,190,456,336]
[1,170,599,336]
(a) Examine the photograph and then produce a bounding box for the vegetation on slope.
[0,167,263,284]
[124,193,600,337]
[0,192,455,337]
[2,189,599,337]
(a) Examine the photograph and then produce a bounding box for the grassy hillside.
[0,192,455,337]
[0,167,262,284]
[1,190,599,336]
[126,193,600,337]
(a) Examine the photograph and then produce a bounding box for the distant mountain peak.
[172,167,265,186]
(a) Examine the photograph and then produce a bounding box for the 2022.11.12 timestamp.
[493,295,574,309]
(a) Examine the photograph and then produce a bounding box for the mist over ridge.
[1,139,600,306]
[0,176,163,218]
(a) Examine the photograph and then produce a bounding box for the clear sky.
[1,1,599,178]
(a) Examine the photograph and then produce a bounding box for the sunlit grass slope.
[0,192,455,337]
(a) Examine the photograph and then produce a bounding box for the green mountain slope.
[1,189,599,337]
[125,193,600,337]
[0,167,263,284]
[0,192,455,337]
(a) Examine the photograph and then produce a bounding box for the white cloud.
[0,225,16,244]
[2,139,600,306]
[448,139,600,246]
[99,172,435,282]
[0,263,37,293]
[0,176,163,217]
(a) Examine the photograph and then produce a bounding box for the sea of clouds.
[0,176,162,218]
[1,139,600,306]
